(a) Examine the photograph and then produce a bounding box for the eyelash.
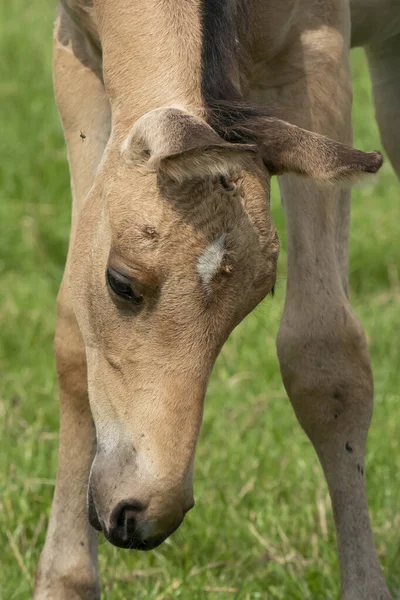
[106,267,144,305]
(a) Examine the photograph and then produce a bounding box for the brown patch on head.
[143,225,159,239]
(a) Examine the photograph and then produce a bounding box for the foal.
[34,1,399,598]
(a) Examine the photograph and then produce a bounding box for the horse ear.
[121,107,257,181]
[258,118,383,183]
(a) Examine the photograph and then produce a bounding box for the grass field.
[0,2,399,599]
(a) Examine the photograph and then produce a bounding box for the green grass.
[0,2,399,599]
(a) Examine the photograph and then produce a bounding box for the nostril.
[111,501,146,541]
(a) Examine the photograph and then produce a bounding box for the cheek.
[235,266,275,323]
[85,348,132,449]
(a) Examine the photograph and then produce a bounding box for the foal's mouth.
[104,520,182,551]
[87,488,184,550]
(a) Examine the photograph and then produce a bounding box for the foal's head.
[69,106,382,549]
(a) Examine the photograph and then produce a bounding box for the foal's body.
[34,1,399,599]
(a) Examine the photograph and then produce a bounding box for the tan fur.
[34,1,399,598]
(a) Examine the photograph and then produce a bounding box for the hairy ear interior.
[122,107,257,181]
[259,118,383,183]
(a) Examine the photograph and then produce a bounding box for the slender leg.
[34,290,100,600]
[34,10,110,599]
[367,34,400,178]
[278,178,391,600]
[251,21,392,600]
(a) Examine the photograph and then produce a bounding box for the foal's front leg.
[264,27,391,600]
[278,178,391,600]
[34,11,110,599]
[34,290,99,600]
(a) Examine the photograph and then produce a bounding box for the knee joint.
[277,312,373,439]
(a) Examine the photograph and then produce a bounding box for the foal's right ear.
[258,118,383,184]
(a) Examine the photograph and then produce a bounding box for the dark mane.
[206,99,274,145]
[200,0,248,103]
[200,1,280,146]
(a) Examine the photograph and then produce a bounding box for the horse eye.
[106,267,143,305]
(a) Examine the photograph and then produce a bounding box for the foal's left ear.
[121,107,257,181]
[258,118,383,183]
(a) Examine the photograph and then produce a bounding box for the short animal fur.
[34,1,400,598]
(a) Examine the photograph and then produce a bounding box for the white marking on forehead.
[197,234,226,287]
